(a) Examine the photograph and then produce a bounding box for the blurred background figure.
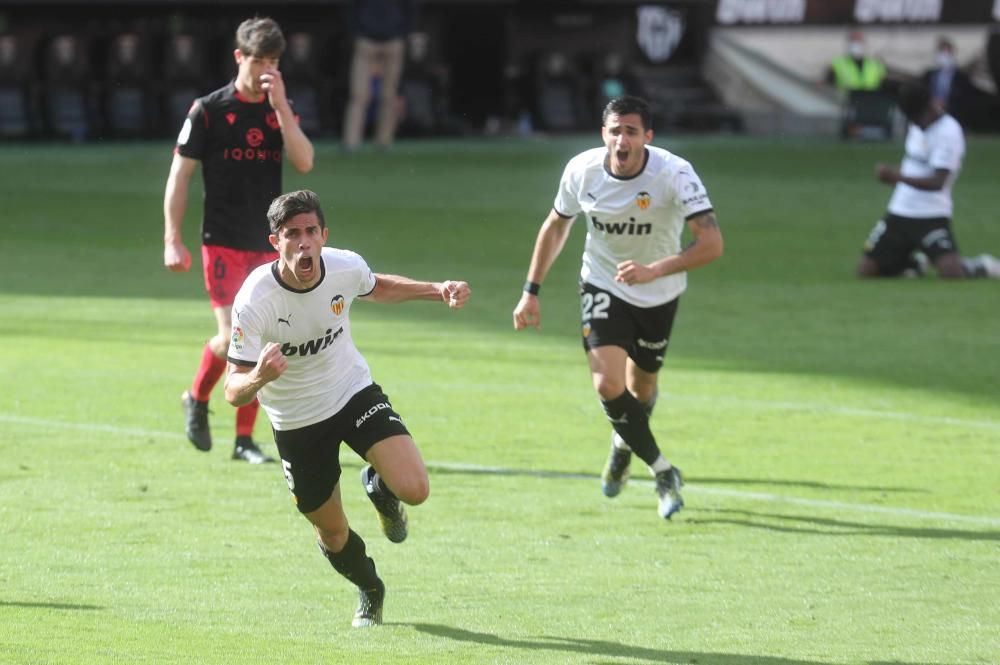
[162,30,212,137]
[594,52,641,110]
[104,30,156,139]
[396,30,460,137]
[280,31,327,136]
[921,36,999,132]
[826,30,892,140]
[532,51,587,133]
[826,30,886,93]
[0,32,36,139]
[925,37,967,112]
[42,33,95,142]
[341,0,418,151]
[857,83,1000,280]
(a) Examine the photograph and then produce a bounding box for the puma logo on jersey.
[280,326,344,357]
[591,215,652,235]
[278,314,292,327]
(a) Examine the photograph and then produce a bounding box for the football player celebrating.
[513,95,723,521]
[225,190,470,627]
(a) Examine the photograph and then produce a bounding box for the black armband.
[524,281,541,296]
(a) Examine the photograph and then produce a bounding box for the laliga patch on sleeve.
[177,118,192,145]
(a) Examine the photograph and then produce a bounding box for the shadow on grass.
[403,623,955,665]
[422,462,918,495]
[0,600,102,611]
[690,508,1000,542]
[694,476,924,494]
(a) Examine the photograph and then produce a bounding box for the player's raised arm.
[263,66,314,174]
[513,209,575,330]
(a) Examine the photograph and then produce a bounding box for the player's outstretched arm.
[513,210,574,331]
[224,342,288,406]
[364,274,471,308]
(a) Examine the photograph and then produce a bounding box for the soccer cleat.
[352,578,385,628]
[902,251,929,278]
[654,466,685,520]
[231,438,276,464]
[975,253,1000,279]
[181,391,212,451]
[601,434,632,498]
[361,465,408,543]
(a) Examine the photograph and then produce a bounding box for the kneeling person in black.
[224,189,471,627]
[858,83,999,279]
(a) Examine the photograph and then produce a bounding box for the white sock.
[648,455,672,475]
[612,432,632,451]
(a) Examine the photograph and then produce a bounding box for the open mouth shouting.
[295,255,315,281]
[615,147,630,167]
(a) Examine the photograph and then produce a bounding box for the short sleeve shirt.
[228,248,378,430]
[554,145,713,307]
[887,114,964,219]
[175,81,288,252]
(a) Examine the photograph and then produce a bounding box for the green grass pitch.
[0,134,997,664]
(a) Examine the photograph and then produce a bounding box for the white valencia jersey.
[554,145,713,307]
[887,114,964,219]
[228,248,377,430]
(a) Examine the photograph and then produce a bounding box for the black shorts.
[273,383,410,514]
[579,281,680,373]
[863,213,959,275]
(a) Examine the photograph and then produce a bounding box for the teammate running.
[163,17,314,463]
[512,95,724,521]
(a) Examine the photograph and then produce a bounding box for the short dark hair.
[235,17,285,58]
[267,190,326,233]
[897,83,931,121]
[602,95,652,131]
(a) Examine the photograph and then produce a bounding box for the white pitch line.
[3,414,999,528]
[675,394,1000,432]
[0,414,185,441]
[392,381,1000,432]
[413,461,1000,528]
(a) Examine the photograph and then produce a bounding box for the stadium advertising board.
[714,0,1000,24]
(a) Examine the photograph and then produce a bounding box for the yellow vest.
[830,55,886,90]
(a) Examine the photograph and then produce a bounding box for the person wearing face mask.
[826,30,891,139]
[826,30,886,93]
[921,38,981,124]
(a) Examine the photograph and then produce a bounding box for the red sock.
[191,344,226,402]
[236,399,260,438]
